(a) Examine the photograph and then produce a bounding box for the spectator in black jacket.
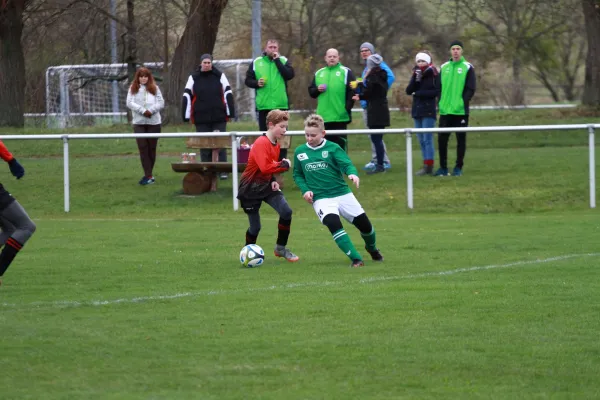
[354,54,390,175]
[182,54,236,173]
[405,51,441,176]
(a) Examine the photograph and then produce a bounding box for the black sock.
[0,238,22,277]
[245,229,258,245]
[276,218,291,247]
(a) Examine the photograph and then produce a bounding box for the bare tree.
[164,0,229,123]
[455,0,572,105]
[0,0,31,127]
[582,0,600,106]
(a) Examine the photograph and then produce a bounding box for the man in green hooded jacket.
[308,48,357,152]
[435,40,476,177]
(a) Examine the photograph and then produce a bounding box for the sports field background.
[1,108,599,399]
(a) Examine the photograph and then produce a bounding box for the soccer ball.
[239,244,265,268]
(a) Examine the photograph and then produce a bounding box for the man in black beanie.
[435,40,476,176]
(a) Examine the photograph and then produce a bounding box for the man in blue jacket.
[359,42,395,171]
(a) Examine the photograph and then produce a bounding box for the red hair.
[130,67,157,95]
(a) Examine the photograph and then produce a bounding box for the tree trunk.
[0,0,26,127]
[126,0,137,83]
[582,0,600,105]
[510,56,525,105]
[164,0,229,124]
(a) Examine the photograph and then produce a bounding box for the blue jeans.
[413,117,436,162]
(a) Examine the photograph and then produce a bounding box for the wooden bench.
[171,135,291,195]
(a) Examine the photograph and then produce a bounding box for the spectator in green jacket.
[245,39,295,159]
[308,48,357,152]
[435,40,476,177]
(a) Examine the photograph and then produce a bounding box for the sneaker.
[366,165,386,175]
[139,176,155,185]
[274,247,300,262]
[366,248,384,261]
[363,161,376,171]
[416,165,433,176]
[383,161,392,170]
[219,173,228,180]
[434,168,449,176]
[351,259,365,268]
[452,167,463,176]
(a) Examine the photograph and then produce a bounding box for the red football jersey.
[238,134,289,201]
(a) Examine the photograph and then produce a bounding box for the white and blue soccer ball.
[239,244,265,267]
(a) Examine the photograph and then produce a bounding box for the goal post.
[44,60,255,128]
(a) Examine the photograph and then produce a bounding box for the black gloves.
[8,158,25,179]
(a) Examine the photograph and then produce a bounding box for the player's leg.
[338,193,383,261]
[258,110,269,132]
[323,122,348,152]
[195,123,213,162]
[134,125,153,184]
[242,200,262,245]
[313,197,362,265]
[146,124,160,181]
[0,200,37,283]
[435,115,451,176]
[454,115,468,175]
[265,193,298,262]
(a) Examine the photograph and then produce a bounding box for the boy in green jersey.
[292,114,383,267]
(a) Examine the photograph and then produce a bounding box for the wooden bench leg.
[210,173,218,192]
[182,172,211,195]
[211,148,222,191]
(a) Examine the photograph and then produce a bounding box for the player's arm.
[292,151,310,194]
[382,61,395,88]
[220,73,236,120]
[275,58,295,81]
[345,69,357,112]
[308,75,320,98]
[148,86,165,114]
[0,141,24,179]
[126,88,145,115]
[335,146,359,177]
[182,75,194,122]
[244,61,260,89]
[253,140,289,174]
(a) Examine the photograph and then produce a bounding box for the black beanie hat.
[200,53,213,62]
[449,40,464,49]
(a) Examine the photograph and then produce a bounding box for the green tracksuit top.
[253,55,290,110]
[293,139,359,201]
[314,63,352,123]
[439,56,472,115]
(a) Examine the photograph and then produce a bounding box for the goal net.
[44,60,255,127]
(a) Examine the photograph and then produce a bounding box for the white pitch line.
[2,253,598,310]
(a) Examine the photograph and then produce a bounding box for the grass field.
[1,108,600,399]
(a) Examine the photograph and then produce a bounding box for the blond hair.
[266,109,289,126]
[304,114,324,131]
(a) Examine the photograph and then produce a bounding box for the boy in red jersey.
[0,141,36,287]
[237,110,299,262]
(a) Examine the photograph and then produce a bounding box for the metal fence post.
[589,125,596,209]
[62,135,70,212]
[406,129,413,209]
[231,132,240,211]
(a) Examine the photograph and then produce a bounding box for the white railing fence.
[0,123,598,212]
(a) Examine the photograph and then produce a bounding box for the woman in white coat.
[126,67,165,185]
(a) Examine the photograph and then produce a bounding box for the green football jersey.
[293,139,359,201]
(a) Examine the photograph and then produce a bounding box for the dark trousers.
[133,124,160,177]
[438,115,469,169]
[258,109,288,160]
[369,126,386,167]
[195,122,227,162]
[324,122,348,152]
